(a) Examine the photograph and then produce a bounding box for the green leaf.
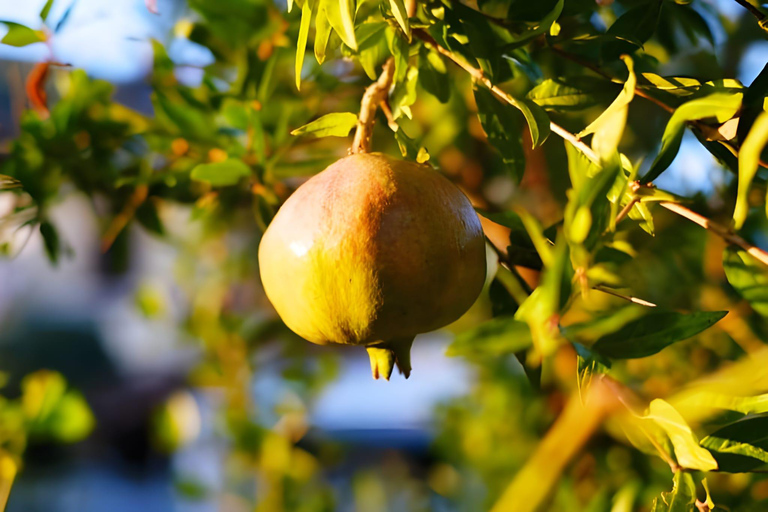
[39,221,59,265]
[295,0,314,90]
[574,343,611,399]
[723,246,768,317]
[701,415,768,472]
[447,317,532,357]
[356,22,389,80]
[646,399,718,471]
[591,310,727,359]
[734,111,768,229]
[389,66,418,120]
[40,0,55,21]
[0,21,45,47]
[651,471,697,512]
[527,76,617,112]
[314,4,333,65]
[418,46,450,103]
[474,87,526,182]
[579,56,635,158]
[737,63,768,142]
[290,112,358,138]
[388,0,410,39]
[504,0,564,49]
[642,92,742,183]
[602,0,662,61]
[190,159,251,187]
[517,99,550,148]
[326,0,357,50]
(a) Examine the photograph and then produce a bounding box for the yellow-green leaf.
[646,399,718,471]
[326,0,357,50]
[295,0,314,90]
[290,112,358,138]
[388,0,410,39]
[734,111,768,229]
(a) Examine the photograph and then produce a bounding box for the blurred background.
[0,0,767,511]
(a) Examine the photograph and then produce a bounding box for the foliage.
[1,0,768,510]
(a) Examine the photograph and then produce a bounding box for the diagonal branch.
[413,28,768,268]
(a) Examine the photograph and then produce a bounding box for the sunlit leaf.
[388,0,410,39]
[314,4,332,64]
[642,92,742,183]
[527,76,617,112]
[291,112,358,138]
[579,56,635,158]
[646,399,718,471]
[326,0,357,50]
[734,111,768,229]
[474,87,526,182]
[295,0,314,90]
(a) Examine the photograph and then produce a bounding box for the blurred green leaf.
[291,112,358,138]
[40,0,54,21]
[591,310,727,359]
[39,221,59,265]
[447,317,532,357]
[0,21,45,47]
[418,46,450,103]
[723,246,768,317]
[191,159,251,186]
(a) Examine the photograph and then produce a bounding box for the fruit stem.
[351,58,395,154]
[366,337,414,381]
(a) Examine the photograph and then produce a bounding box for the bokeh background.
[0,0,768,511]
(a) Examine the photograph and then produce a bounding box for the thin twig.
[732,0,767,22]
[414,29,768,267]
[351,58,395,154]
[659,201,768,266]
[379,100,398,131]
[593,284,657,307]
[101,185,148,252]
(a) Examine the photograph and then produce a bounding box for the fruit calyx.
[366,337,414,380]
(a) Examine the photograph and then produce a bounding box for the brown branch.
[659,202,768,266]
[351,58,395,154]
[100,185,148,252]
[732,0,767,22]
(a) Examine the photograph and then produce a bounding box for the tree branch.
[414,28,768,268]
[351,58,395,154]
[732,0,767,23]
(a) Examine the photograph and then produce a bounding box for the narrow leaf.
[40,0,55,21]
[734,111,768,229]
[314,3,332,65]
[642,92,742,183]
[591,310,727,359]
[701,415,768,472]
[388,0,410,39]
[190,159,251,187]
[295,0,314,90]
[326,0,357,50]
[291,112,358,138]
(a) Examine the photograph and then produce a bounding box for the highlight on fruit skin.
[258,152,487,380]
